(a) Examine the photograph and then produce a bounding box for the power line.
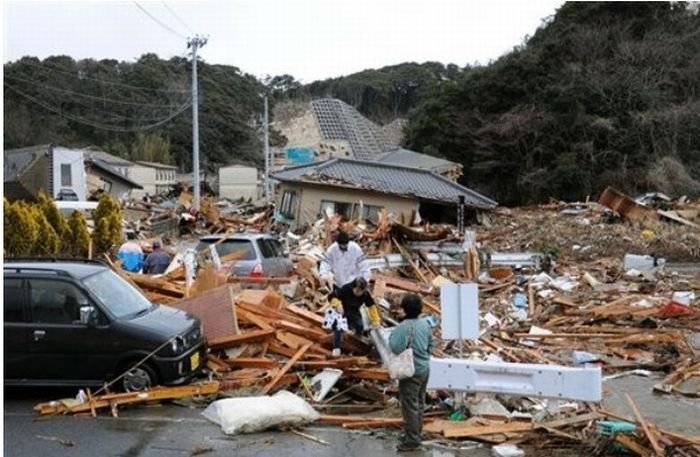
[4,74,188,108]
[5,82,192,133]
[162,1,194,35]
[15,58,190,94]
[133,1,187,40]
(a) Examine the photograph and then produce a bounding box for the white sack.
[202,390,319,435]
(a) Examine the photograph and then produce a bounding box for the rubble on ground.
[37,188,700,456]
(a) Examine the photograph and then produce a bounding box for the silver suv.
[196,233,294,278]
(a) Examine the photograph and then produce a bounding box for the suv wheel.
[121,363,157,392]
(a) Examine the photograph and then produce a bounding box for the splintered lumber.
[294,357,373,369]
[129,274,185,298]
[225,357,279,369]
[625,393,664,456]
[286,304,325,325]
[276,320,328,341]
[615,434,653,456]
[236,308,274,331]
[209,329,275,350]
[344,368,390,382]
[34,382,220,415]
[342,418,405,429]
[426,412,599,439]
[260,343,312,395]
[372,274,426,293]
[170,284,240,340]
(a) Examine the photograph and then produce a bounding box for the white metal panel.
[428,358,602,402]
[52,147,86,200]
[440,283,479,341]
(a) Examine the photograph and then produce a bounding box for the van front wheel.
[121,362,157,392]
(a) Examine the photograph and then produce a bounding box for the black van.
[4,259,206,391]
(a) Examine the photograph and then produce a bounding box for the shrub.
[4,199,39,257]
[92,194,122,256]
[66,210,91,257]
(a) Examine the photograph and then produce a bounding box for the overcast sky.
[4,0,564,82]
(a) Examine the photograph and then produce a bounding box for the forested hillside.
[5,2,700,204]
[4,54,269,169]
[403,2,700,204]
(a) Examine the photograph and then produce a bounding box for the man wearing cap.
[319,231,371,291]
[143,240,171,275]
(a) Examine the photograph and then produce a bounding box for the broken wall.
[276,182,417,227]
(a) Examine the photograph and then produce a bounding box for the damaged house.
[4,144,87,201]
[271,157,497,227]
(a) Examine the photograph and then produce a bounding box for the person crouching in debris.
[389,294,433,452]
[319,231,371,291]
[143,240,171,275]
[326,277,381,357]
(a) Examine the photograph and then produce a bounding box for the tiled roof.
[375,147,460,173]
[271,158,497,208]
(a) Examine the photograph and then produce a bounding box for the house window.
[280,191,298,219]
[60,164,72,187]
[320,200,353,219]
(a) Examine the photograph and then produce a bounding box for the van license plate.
[190,352,200,370]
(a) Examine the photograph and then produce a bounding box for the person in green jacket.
[389,293,434,452]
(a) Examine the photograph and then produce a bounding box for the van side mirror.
[79,305,97,326]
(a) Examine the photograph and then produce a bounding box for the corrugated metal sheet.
[272,158,497,208]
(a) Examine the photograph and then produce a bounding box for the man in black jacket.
[328,277,380,356]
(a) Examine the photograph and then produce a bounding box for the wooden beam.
[34,382,220,415]
[260,343,312,395]
[209,329,275,350]
[625,393,664,456]
[225,357,279,369]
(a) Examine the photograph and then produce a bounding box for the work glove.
[368,305,382,327]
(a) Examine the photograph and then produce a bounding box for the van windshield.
[83,270,153,319]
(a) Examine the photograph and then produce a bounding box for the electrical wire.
[4,74,188,108]
[162,1,194,35]
[14,58,190,94]
[133,1,187,40]
[5,82,192,133]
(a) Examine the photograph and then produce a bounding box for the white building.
[218,164,261,201]
[135,161,178,195]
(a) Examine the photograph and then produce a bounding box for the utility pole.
[263,95,270,201]
[188,35,207,211]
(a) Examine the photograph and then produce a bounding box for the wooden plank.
[260,343,312,395]
[372,273,425,293]
[209,329,275,350]
[276,320,327,341]
[225,357,279,369]
[286,304,325,325]
[34,382,220,415]
[236,308,274,331]
[625,393,664,456]
[552,297,580,308]
[342,418,404,429]
[615,434,653,456]
[344,368,390,382]
[443,421,533,438]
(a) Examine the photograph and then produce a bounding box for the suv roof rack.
[3,266,73,277]
[4,258,107,266]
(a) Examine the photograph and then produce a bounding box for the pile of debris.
[37,187,700,456]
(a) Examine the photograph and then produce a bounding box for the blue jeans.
[333,313,363,349]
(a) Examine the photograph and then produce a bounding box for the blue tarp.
[286,147,315,165]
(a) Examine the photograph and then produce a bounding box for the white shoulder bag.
[387,323,415,380]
